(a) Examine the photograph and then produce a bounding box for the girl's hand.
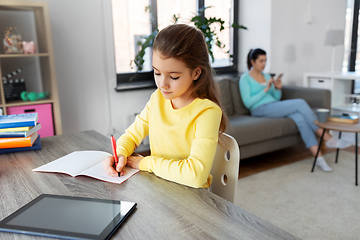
[103,155,127,177]
[274,77,282,89]
[264,78,274,92]
[126,156,143,170]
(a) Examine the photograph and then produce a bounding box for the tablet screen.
[0,194,137,240]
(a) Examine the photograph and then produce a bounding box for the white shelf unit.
[304,72,360,142]
[303,72,360,112]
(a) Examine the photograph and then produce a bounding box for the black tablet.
[0,194,137,240]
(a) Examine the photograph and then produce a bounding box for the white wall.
[239,0,347,86]
[271,0,347,85]
[47,0,112,135]
[238,0,272,73]
[7,0,348,137]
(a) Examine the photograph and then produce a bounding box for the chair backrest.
[210,133,240,203]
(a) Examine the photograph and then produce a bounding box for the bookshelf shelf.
[0,53,49,58]
[4,99,54,107]
[0,0,62,135]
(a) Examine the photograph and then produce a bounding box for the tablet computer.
[0,194,137,240]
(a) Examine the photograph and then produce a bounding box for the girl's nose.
[159,77,169,89]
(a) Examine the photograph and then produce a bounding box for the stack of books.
[0,113,41,154]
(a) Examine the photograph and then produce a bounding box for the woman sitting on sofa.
[239,48,352,172]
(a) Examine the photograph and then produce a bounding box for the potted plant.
[132,6,247,71]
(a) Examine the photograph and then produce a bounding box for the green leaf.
[232,23,247,30]
[198,6,212,14]
[172,14,180,23]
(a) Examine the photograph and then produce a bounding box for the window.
[112,0,152,73]
[204,0,234,68]
[111,0,239,91]
[343,0,356,72]
[343,0,360,72]
[343,0,360,93]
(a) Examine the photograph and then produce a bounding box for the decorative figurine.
[21,91,50,101]
[3,27,23,54]
[22,41,36,54]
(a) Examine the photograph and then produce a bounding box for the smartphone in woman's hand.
[274,73,283,89]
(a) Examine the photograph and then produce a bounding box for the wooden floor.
[239,144,358,179]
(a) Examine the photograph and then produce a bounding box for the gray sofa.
[217,77,331,159]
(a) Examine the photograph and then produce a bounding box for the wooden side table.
[312,120,360,185]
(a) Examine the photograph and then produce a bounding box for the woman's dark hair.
[247,48,266,70]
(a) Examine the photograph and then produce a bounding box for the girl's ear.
[193,67,202,81]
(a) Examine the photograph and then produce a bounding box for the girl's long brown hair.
[152,24,228,134]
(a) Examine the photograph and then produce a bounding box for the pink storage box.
[7,103,54,137]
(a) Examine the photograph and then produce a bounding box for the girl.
[239,48,352,172]
[103,24,228,188]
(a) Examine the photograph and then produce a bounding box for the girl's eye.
[171,76,180,80]
[154,72,161,76]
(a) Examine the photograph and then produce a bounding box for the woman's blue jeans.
[251,99,319,148]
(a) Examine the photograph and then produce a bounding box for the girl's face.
[251,54,267,71]
[152,51,201,109]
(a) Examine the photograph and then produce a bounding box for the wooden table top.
[0,130,300,240]
[315,120,360,133]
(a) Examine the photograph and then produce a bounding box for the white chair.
[210,133,240,203]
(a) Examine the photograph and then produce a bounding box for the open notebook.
[32,151,139,184]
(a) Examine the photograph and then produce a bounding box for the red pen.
[111,135,120,177]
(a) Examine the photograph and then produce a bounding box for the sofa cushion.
[277,118,299,136]
[229,79,250,116]
[226,115,299,146]
[217,79,234,116]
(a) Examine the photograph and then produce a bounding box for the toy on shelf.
[2,68,22,81]
[22,41,36,54]
[21,91,50,102]
[3,27,23,54]
[3,78,26,102]
[2,68,26,102]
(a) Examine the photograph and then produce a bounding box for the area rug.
[234,151,360,240]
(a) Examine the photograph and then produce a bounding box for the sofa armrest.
[281,86,331,109]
